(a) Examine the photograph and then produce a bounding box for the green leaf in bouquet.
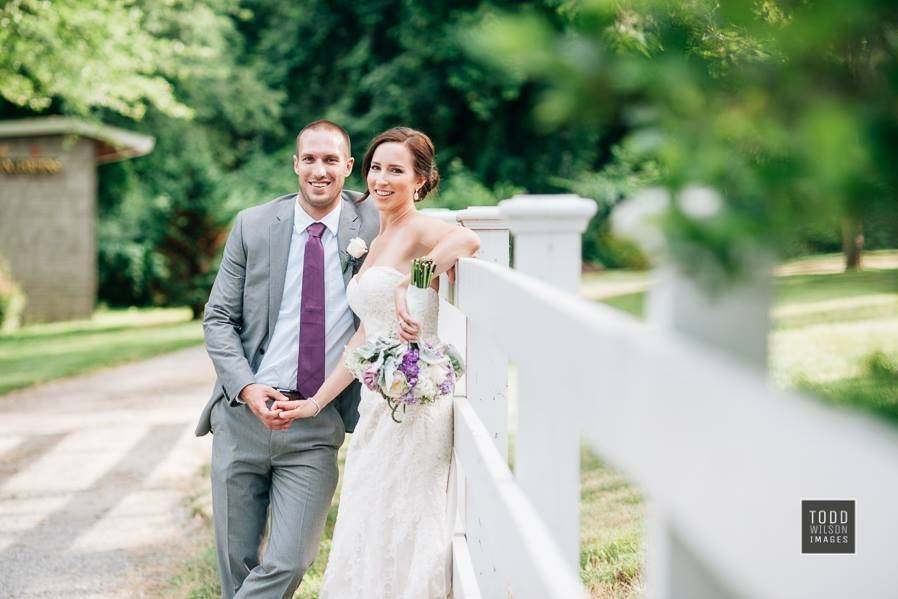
[445,344,466,376]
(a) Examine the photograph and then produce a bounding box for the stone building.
[0,117,154,323]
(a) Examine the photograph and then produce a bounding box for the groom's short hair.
[296,120,352,159]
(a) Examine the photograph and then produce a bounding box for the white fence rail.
[433,196,898,599]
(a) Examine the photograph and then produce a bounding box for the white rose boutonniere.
[343,237,368,273]
[347,237,368,259]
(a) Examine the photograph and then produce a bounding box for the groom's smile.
[294,126,354,216]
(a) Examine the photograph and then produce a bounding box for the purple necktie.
[297,222,326,397]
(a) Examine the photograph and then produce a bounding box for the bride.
[274,126,480,598]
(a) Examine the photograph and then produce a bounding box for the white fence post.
[643,188,772,598]
[456,206,510,457]
[497,194,596,568]
[454,206,511,598]
[499,194,596,293]
[646,256,772,370]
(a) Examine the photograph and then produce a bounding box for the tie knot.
[307,222,326,239]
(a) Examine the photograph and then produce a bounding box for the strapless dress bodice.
[347,266,439,342]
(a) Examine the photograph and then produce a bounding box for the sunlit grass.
[0,307,203,395]
[164,543,220,599]
[579,449,644,598]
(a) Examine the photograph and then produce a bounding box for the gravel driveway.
[0,346,214,597]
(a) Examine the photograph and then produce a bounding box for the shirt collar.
[294,195,342,237]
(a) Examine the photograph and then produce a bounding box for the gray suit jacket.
[195,190,380,436]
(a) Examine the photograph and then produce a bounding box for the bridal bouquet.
[344,257,465,423]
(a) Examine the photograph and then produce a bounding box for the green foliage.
[467,0,898,280]
[91,1,284,315]
[420,158,525,211]
[555,145,659,267]
[0,0,200,118]
[237,0,603,190]
[1,0,289,315]
[0,257,26,332]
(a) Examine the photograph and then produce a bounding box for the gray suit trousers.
[210,399,343,599]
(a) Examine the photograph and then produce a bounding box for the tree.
[94,0,283,317]
[235,0,605,192]
[466,0,898,279]
[0,0,193,118]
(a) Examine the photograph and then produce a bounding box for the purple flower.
[398,346,420,381]
[363,368,378,391]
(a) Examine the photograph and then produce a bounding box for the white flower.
[611,186,670,255]
[424,363,446,384]
[417,378,437,400]
[678,185,722,219]
[385,371,409,398]
[346,237,368,259]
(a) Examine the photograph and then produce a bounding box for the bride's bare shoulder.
[412,212,455,234]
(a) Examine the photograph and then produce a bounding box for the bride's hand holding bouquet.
[393,256,437,343]
[346,257,464,423]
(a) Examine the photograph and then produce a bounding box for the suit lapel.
[337,192,362,287]
[268,195,295,336]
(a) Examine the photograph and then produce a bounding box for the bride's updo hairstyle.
[361,127,440,203]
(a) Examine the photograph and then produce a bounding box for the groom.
[195,120,379,598]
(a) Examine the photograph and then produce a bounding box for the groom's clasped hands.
[240,266,441,431]
[238,383,319,429]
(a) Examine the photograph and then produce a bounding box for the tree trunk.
[842,217,864,271]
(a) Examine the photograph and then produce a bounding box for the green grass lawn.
[0,307,204,395]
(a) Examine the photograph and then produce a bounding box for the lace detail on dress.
[319,266,452,599]
[347,266,440,342]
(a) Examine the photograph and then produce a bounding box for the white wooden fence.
[424,195,898,599]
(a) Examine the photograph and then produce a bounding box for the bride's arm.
[417,219,481,278]
[274,323,367,420]
[395,220,480,342]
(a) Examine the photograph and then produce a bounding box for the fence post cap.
[456,205,508,229]
[499,194,597,233]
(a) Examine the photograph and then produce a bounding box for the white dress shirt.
[254,199,355,391]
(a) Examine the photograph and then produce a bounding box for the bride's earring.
[413,188,420,201]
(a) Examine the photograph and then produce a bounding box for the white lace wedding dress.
[319,266,453,599]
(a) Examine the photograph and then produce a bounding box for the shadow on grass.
[798,352,898,426]
[0,319,199,344]
[776,268,898,306]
